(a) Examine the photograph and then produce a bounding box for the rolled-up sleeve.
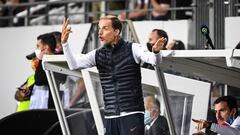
[131,43,162,66]
[63,42,96,70]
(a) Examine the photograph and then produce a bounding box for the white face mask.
[34,49,41,59]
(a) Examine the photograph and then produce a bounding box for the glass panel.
[142,84,193,135]
[168,91,193,135]
[51,71,103,135]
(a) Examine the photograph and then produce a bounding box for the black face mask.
[146,42,153,52]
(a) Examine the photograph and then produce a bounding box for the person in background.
[142,29,168,70]
[144,95,170,135]
[29,33,56,109]
[192,96,240,135]
[118,0,148,21]
[151,0,171,20]
[166,39,185,50]
[15,53,38,112]
[69,78,86,108]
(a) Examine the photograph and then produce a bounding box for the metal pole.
[81,69,104,135]
[154,67,177,135]
[45,70,71,135]
[180,97,188,135]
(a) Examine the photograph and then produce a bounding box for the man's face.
[37,39,53,55]
[214,101,234,123]
[144,96,154,111]
[148,31,159,46]
[98,19,119,45]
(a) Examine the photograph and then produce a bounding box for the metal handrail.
[0,0,195,26]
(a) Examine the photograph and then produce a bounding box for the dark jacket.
[145,115,170,135]
[95,39,144,116]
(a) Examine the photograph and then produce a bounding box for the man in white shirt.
[61,15,166,135]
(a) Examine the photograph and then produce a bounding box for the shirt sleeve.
[132,43,162,66]
[210,123,240,135]
[63,42,96,70]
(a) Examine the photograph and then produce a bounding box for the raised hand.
[61,18,72,44]
[152,37,167,53]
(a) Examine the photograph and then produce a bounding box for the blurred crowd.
[0,0,192,27]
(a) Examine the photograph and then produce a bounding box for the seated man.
[144,95,170,135]
[193,96,240,135]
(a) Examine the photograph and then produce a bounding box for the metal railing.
[0,0,195,27]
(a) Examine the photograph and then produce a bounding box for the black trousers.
[104,113,144,135]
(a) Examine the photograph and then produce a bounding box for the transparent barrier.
[43,57,211,135]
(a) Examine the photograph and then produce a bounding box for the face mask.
[146,43,153,52]
[34,49,41,59]
[218,117,234,126]
[226,117,234,125]
[144,111,152,125]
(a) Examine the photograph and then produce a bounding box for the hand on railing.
[61,18,72,45]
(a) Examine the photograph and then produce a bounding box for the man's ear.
[114,29,120,36]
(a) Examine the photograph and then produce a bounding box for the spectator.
[192,96,240,135]
[0,0,27,27]
[29,33,56,109]
[118,0,148,21]
[151,0,171,20]
[61,15,166,135]
[60,76,88,109]
[69,78,86,108]
[144,95,170,135]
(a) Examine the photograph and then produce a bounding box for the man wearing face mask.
[142,29,168,70]
[193,96,240,135]
[144,95,170,135]
[29,33,56,109]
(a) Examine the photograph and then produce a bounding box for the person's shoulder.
[157,115,168,124]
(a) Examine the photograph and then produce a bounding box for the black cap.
[26,52,36,60]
